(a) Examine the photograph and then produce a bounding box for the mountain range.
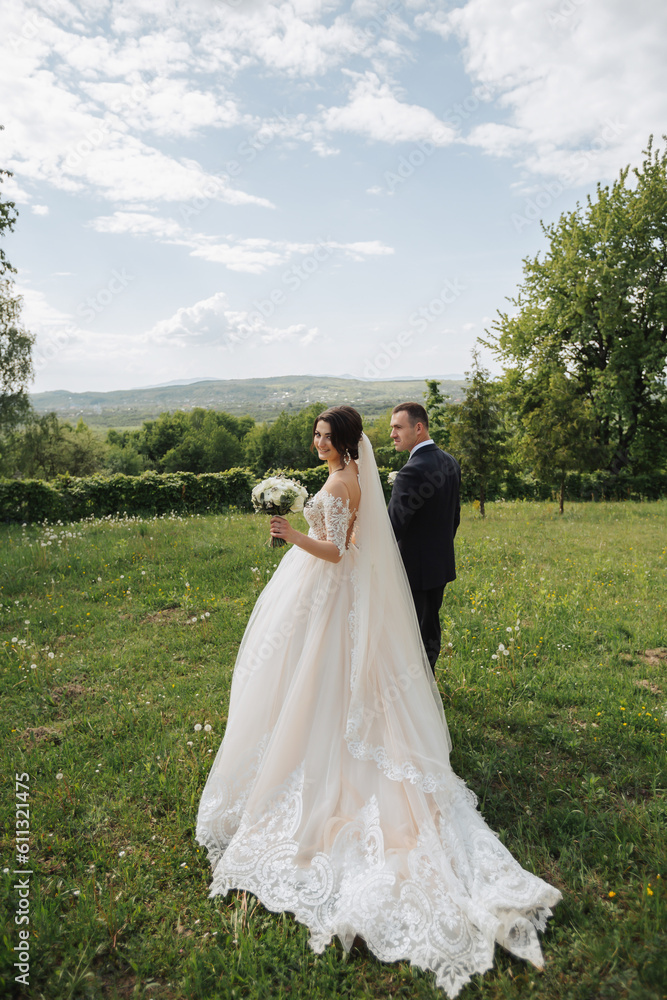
[30,375,466,429]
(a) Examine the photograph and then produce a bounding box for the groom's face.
[390,412,419,452]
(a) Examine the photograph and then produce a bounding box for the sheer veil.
[345,432,453,789]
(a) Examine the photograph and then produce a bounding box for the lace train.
[198,750,560,998]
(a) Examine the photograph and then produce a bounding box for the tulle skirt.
[196,544,561,998]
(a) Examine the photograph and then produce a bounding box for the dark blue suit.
[388,443,461,670]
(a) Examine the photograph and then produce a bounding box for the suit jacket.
[388,443,461,591]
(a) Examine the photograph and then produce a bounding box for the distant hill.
[30,375,466,430]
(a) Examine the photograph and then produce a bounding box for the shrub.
[0,468,257,524]
[1,465,664,524]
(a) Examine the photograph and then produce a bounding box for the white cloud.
[0,3,272,207]
[322,72,455,145]
[81,77,245,139]
[446,0,667,184]
[196,1,370,79]
[146,291,322,350]
[31,205,49,215]
[89,212,394,273]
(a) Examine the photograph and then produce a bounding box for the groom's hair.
[392,402,429,429]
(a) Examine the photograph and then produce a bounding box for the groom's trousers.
[411,585,445,673]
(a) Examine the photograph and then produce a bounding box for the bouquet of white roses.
[251,476,309,547]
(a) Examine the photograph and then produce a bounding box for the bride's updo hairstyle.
[312,406,363,462]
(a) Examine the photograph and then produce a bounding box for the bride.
[196,405,561,997]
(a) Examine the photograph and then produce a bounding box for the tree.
[449,349,505,516]
[15,413,106,479]
[423,379,456,451]
[485,136,667,475]
[136,408,254,472]
[244,403,327,474]
[1,283,34,432]
[520,368,603,513]
[0,137,35,435]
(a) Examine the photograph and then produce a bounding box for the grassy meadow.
[1,499,666,1000]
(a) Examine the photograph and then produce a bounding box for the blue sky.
[2,0,666,393]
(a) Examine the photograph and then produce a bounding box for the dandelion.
[56,772,63,780]
[608,891,616,898]
[194,724,202,731]
[204,724,212,732]
[647,886,653,896]
[25,620,30,625]
[506,627,513,633]
[187,741,193,746]
[118,850,126,857]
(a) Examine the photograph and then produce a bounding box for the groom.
[388,402,461,673]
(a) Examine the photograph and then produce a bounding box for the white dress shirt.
[409,438,435,459]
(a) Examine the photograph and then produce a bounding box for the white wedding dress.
[196,435,561,997]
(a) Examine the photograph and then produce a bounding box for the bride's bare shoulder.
[325,463,360,506]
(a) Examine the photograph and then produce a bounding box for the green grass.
[1,500,666,1000]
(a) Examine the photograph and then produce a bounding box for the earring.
[343,450,351,465]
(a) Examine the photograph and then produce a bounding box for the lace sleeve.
[321,491,351,558]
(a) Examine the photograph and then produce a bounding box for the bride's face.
[314,420,341,463]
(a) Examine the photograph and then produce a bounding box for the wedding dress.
[196,434,561,997]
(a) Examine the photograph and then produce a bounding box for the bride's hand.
[270,515,295,544]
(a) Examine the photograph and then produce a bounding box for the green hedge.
[1,465,665,525]
[461,469,667,503]
[0,469,257,524]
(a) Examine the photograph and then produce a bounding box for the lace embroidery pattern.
[344,711,455,794]
[304,489,354,558]
[196,733,270,872]
[198,754,561,999]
